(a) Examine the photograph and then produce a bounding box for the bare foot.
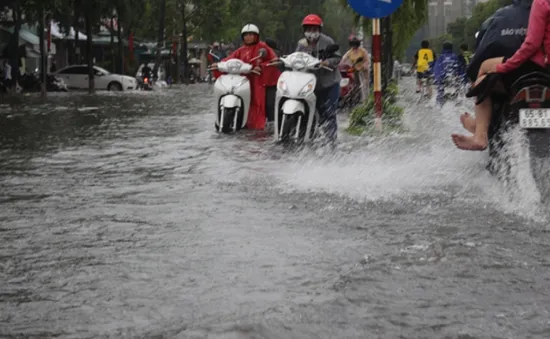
[460,112,476,133]
[451,133,488,151]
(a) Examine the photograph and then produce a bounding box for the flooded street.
[1,83,550,339]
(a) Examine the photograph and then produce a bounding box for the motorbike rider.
[141,63,152,78]
[212,24,280,130]
[296,14,342,142]
[208,42,226,63]
[412,40,436,95]
[341,35,370,103]
[433,41,462,106]
[451,0,542,151]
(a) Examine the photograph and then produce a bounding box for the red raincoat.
[213,41,281,130]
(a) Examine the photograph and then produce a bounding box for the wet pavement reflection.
[1,84,550,338]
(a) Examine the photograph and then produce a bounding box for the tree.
[436,0,514,52]
[339,0,429,88]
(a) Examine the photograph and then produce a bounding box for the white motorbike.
[211,49,265,133]
[270,44,339,142]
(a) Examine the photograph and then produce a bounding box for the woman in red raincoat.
[213,24,281,130]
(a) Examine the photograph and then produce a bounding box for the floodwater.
[1,81,550,339]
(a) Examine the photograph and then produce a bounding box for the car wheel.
[108,81,123,91]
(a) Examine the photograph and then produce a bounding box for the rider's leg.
[427,75,433,97]
[460,112,476,133]
[363,70,370,99]
[436,83,445,106]
[451,57,507,150]
[358,71,367,103]
[265,86,276,122]
[451,74,490,150]
[416,72,422,92]
[316,83,340,142]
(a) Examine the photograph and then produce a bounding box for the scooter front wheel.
[280,112,308,142]
[220,107,237,133]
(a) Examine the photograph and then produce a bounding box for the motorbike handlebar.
[267,59,333,71]
[207,66,261,75]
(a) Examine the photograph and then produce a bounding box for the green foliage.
[428,33,453,53]
[391,0,428,60]
[430,0,514,52]
[385,81,398,104]
[340,0,428,60]
[347,82,405,136]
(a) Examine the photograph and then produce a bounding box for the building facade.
[427,0,489,38]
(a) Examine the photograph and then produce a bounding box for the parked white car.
[53,65,137,91]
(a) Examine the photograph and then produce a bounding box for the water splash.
[277,80,548,221]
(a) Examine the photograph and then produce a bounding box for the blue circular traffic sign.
[347,0,404,18]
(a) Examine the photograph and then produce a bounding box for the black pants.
[266,86,276,122]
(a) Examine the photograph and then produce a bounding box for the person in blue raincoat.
[433,41,462,106]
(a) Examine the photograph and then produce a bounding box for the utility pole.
[38,6,47,98]
[180,2,189,85]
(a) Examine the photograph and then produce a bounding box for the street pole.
[155,0,166,73]
[372,18,382,131]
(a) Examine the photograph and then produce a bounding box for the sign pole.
[372,18,382,131]
[347,0,403,132]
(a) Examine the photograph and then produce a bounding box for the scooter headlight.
[291,59,306,70]
[340,78,349,87]
[278,79,288,95]
[298,80,314,97]
[226,61,242,73]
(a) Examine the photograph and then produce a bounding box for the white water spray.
[276,80,548,220]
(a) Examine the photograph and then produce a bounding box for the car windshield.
[94,66,111,75]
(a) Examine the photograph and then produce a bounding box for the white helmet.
[241,24,259,35]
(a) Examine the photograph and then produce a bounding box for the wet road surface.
[1,83,550,338]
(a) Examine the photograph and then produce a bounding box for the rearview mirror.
[265,38,278,50]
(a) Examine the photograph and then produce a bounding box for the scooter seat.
[511,71,550,93]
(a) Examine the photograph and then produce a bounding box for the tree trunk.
[73,1,79,64]
[39,7,46,98]
[10,0,21,90]
[174,33,179,83]
[110,16,115,72]
[155,0,166,75]
[181,5,189,85]
[116,8,123,75]
[85,12,94,94]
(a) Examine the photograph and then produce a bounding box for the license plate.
[519,109,550,128]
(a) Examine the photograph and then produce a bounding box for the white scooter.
[211,49,266,133]
[270,44,339,142]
